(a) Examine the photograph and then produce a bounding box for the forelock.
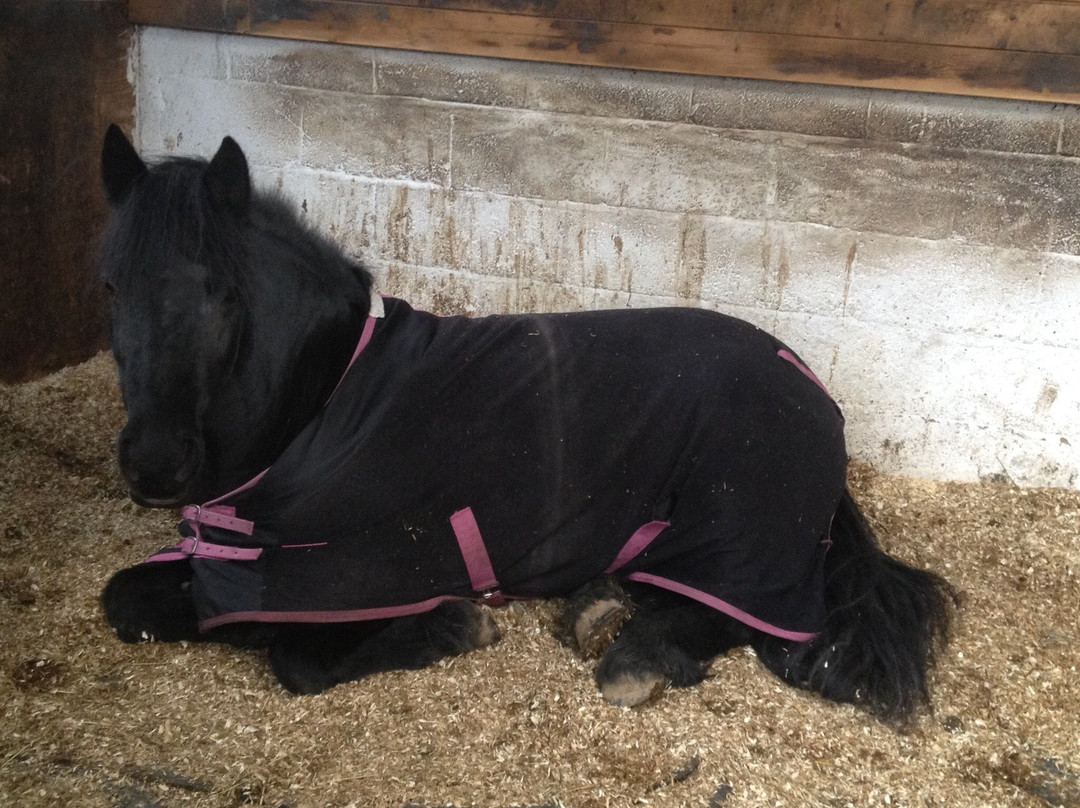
[98,156,246,294]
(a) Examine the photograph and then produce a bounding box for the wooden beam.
[128,0,1080,104]
[368,0,1080,56]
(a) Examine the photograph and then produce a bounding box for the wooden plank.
[358,0,1080,56]
[129,0,1080,104]
[0,0,131,382]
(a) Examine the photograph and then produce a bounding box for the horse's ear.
[101,124,147,206]
[204,136,250,216]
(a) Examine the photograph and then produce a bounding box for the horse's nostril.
[172,438,201,485]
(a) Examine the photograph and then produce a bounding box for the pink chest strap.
[153,307,382,565]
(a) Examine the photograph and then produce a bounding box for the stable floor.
[1,355,1078,808]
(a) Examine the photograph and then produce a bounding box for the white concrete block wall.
[132,28,1080,489]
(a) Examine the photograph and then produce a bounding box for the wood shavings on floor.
[1,354,1078,808]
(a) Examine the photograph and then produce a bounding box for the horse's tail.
[754,487,956,722]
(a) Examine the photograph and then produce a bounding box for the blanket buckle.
[475,586,505,607]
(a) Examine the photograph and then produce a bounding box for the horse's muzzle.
[117,424,203,508]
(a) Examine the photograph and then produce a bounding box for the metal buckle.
[182,505,202,556]
[475,587,505,606]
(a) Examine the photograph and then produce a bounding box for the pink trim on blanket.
[625,572,820,642]
[604,521,670,573]
[328,314,377,401]
[777,349,831,399]
[202,469,269,510]
[198,595,462,631]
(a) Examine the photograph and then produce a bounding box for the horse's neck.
[198,259,370,500]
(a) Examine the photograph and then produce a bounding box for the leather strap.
[449,507,505,606]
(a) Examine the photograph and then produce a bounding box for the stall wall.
[0,0,132,382]
[133,28,1080,488]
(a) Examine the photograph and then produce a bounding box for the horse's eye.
[104,281,117,297]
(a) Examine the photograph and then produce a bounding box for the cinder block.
[564,203,685,297]
[705,307,846,387]
[1047,181,1080,256]
[868,90,1063,155]
[598,123,773,216]
[298,179,690,298]
[523,62,692,122]
[698,219,854,320]
[364,184,569,282]
[375,50,692,123]
[845,404,1078,488]
[516,279,590,313]
[696,218,772,311]
[581,288,690,310]
[374,49,527,109]
[376,261,517,316]
[458,194,569,283]
[988,427,1079,489]
[301,93,452,185]
[692,76,870,140]
[842,409,973,483]
[1050,217,1080,256]
[135,76,303,163]
[848,233,1080,346]
[947,150,1076,254]
[774,139,1068,253]
[450,107,606,204]
[761,221,855,316]
[452,106,773,217]
[774,140,959,242]
[828,320,1078,438]
[274,167,379,259]
[1061,106,1080,157]
[138,27,227,81]
[229,37,375,95]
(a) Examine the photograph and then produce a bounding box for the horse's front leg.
[102,560,277,647]
[268,601,501,695]
[101,559,202,643]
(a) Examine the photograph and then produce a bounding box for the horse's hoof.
[472,609,501,649]
[599,671,666,708]
[574,598,629,659]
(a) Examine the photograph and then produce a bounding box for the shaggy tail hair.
[754,488,956,722]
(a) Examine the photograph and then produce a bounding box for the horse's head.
[99,126,250,506]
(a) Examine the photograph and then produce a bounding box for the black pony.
[98,126,953,721]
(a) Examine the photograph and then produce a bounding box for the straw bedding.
[1,354,1078,808]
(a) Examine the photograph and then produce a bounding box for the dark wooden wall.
[0,0,133,383]
[130,0,1080,104]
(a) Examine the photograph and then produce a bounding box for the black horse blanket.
[149,298,847,641]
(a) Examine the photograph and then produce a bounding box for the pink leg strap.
[605,520,670,573]
[450,507,505,606]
